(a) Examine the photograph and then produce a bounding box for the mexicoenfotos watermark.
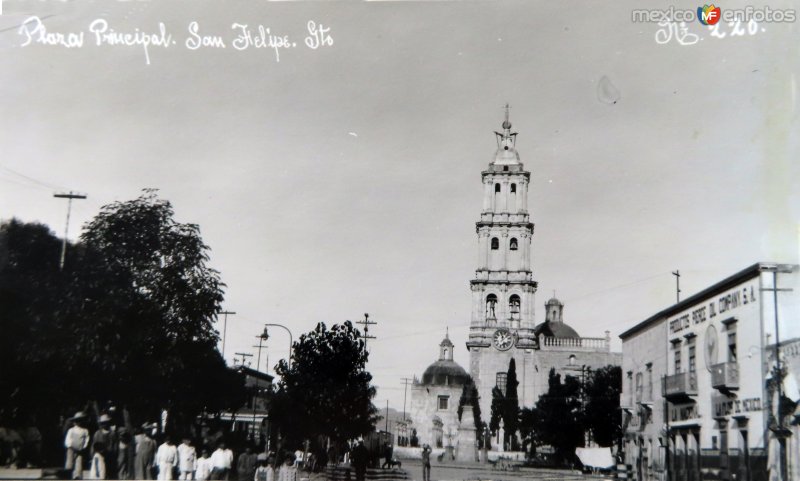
[631,4,796,46]
[632,5,796,24]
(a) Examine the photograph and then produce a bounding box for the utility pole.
[234,352,253,368]
[53,192,87,270]
[385,399,389,432]
[761,264,795,481]
[401,378,413,421]
[356,313,377,353]
[672,270,681,303]
[220,310,236,358]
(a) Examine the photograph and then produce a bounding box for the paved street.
[398,459,612,481]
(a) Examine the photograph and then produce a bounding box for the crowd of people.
[63,411,300,481]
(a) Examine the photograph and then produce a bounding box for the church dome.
[534,320,580,339]
[421,360,471,386]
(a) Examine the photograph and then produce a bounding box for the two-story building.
[620,262,799,481]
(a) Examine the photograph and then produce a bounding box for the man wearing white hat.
[65,412,90,479]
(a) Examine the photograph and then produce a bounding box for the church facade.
[464,110,621,422]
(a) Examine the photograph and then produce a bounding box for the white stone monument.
[455,405,479,463]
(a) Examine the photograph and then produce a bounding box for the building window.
[495,183,501,193]
[688,344,696,373]
[438,396,449,410]
[569,355,577,366]
[491,237,499,250]
[511,183,517,193]
[509,238,518,250]
[496,373,508,395]
[674,350,682,373]
[646,364,653,401]
[728,332,737,362]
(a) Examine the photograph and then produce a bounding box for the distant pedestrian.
[253,456,273,481]
[90,441,106,480]
[135,427,157,480]
[65,412,90,480]
[177,437,197,480]
[195,449,213,481]
[349,440,368,481]
[209,442,233,480]
[381,442,393,469]
[117,429,135,480]
[277,455,297,481]
[421,444,431,481]
[237,446,258,481]
[93,415,116,479]
[156,436,178,480]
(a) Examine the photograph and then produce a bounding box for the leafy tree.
[533,368,583,465]
[584,365,622,447]
[0,191,247,452]
[457,381,483,443]
[518,407,539,457]
[67,190,245,427]
[272,321,378,449]
[0,220,73,442]
[503,358,520,450]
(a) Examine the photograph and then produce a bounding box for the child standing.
[177,437,197,480]
[90,441,106,480]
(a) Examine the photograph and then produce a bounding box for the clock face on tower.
[493,329,515,351]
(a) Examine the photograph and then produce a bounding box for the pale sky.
[1,0,798,413]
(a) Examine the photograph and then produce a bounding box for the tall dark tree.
[457,381,482,442]
[533,368,583,465]
[503,358,520,450]
[584,365,622,447]
[489,386,504,435]
[272,321,378,449]
[518,407,539,458]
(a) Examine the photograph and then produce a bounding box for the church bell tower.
[466,106,538,418]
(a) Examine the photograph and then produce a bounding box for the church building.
[408,332,471,448]
[410,109,621,444]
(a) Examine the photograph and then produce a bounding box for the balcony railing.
[663,371,698,398]
[711,362,739,391]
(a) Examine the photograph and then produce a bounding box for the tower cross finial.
[501,103,512,130]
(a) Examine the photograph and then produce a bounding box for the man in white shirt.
[155,436,178,480]
[177,437,197,480]
[64,413,90,480]
[194,449,213,481]
[209,442,233,480]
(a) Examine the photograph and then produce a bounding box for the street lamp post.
[263,324,294,363]
[252,326,269,442]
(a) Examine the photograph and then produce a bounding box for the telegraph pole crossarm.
[356,313,377,353]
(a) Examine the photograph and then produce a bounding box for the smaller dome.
[421,360,471,386]
[502,119,512,129]
[546,297,563,306]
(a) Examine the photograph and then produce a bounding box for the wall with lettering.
[665,277,764,448]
